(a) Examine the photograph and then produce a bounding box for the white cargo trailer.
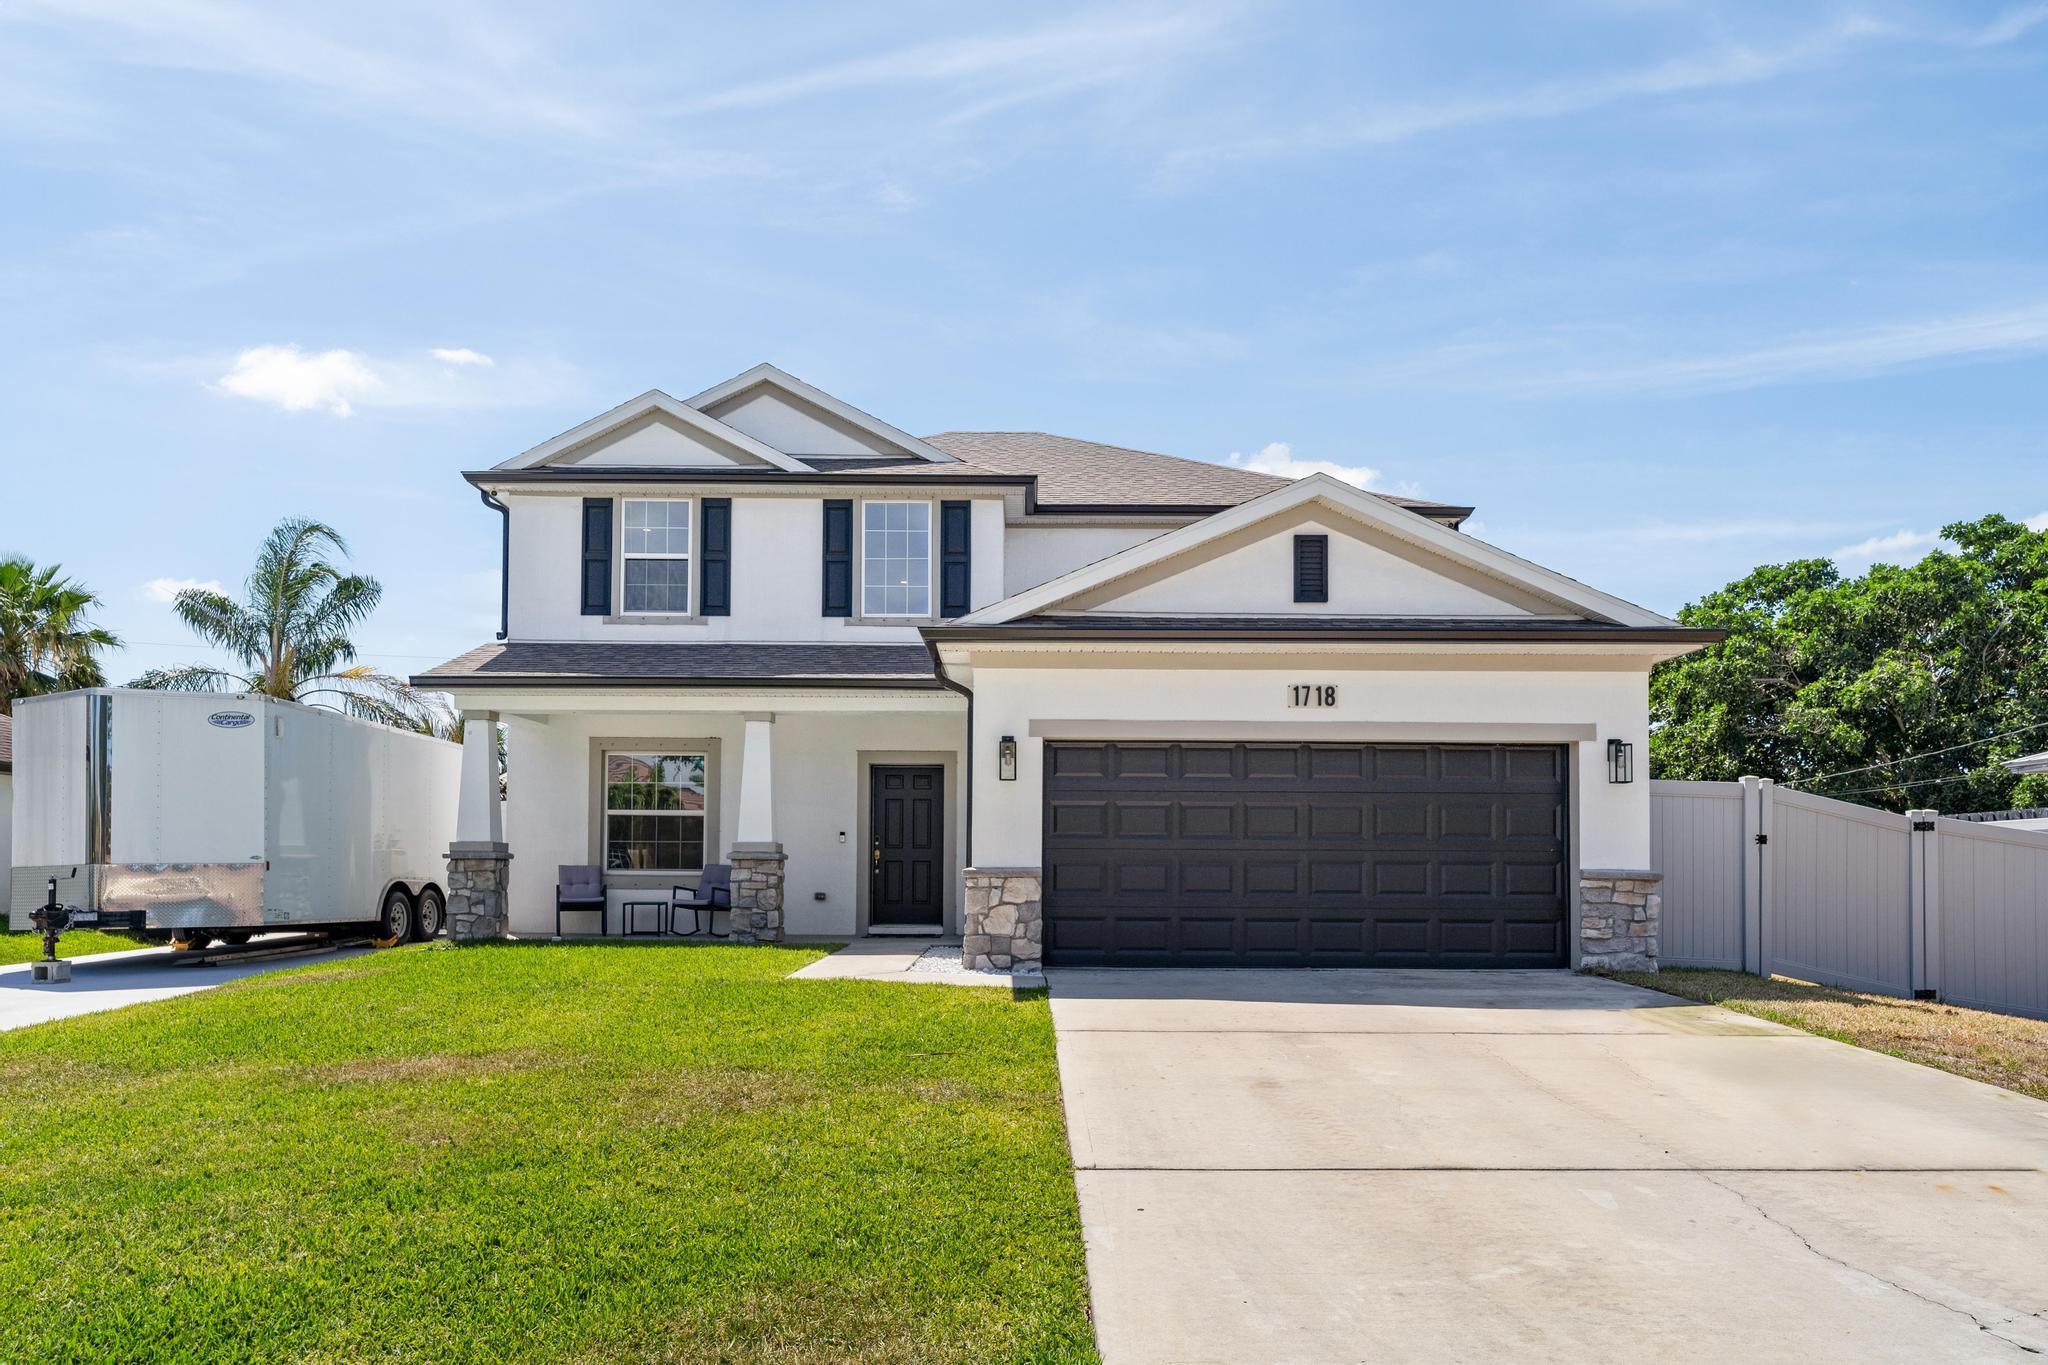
[8,689,460,948]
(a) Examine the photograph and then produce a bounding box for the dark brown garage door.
[1043,741,1568,968]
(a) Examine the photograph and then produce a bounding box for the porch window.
[861,500,931,617]
[603,751,707,871]
[621,498,692,614]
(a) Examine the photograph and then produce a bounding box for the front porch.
[444,687,967,941]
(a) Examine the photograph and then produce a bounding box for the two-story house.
[417,364,1716,972]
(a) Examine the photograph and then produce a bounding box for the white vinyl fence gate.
[1651,778,2048,1020]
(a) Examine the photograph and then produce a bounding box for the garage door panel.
[1113,802,1171,838]
[1246,861,1300,894]
[1179,803,1236,838]
[1245,804,1301,838]
[1044,741,1567,968]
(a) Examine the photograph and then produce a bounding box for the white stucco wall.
[1003,522,1178,597]
[965,658,1653,873]
[501,706,966,936]
[1093,517,1536,617]
[505,492,1006,643]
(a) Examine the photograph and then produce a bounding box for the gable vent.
[1294,534,1329,603]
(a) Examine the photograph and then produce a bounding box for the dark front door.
[870,765,944,927]
[1042,742,1568,968]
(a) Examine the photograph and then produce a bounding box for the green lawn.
[0,942,1098,1363]
[0,929,151,964]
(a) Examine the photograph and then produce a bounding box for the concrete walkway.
[786,938,1045,989]
[0,939,369,1032]
[1048,968,2048,1364]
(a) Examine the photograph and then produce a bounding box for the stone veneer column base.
[446,842,512,942]
[963,867,1042,973]
[728,846,786,944]
[1578,868,1662,972]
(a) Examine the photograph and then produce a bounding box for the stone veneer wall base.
[728,848,787,944]
[1577,868,1662,973]
[963,867,1042,973]
[446,842,512,942]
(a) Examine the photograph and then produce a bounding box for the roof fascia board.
[954,473,1676,628]
[496,389,809,473]
[685,363,957,463]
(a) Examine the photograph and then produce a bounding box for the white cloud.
[144,576,223,603]
[2027,510,2048,532]
[1831,528,1946,563]
[671,7,1228,117]
[210,343,575,416]
[1968,3,2048,46]
[216,344,379,416]
[1508,303,2048,397]
[1225,441,1382,489]
[11,0,614,137]
[1171,17,1891,169]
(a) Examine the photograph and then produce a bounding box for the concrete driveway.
[1048,969,2048,1364]
[0,939,369,1033]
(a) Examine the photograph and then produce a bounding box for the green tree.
[1651,513,2048,812]
[0,555,120,713]
[130,518,447,731]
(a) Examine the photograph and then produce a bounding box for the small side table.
[621,900,669,937]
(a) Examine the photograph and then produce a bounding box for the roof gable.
[496,390,807,472]
[1074,508,1548,618]
[959,473,1676,628]
[688,363,955,463]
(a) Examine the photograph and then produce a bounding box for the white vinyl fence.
[1651,777,2048,1019]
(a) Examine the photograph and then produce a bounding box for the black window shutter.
[1294,534,1329,603]
[581,497,613,615]
[700,498,731,616]
[821,499,853,616]
[939,500,972,618]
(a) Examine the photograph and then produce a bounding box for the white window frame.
[859,499,934,619]
[601,749,709,874]
[619,497,693,616]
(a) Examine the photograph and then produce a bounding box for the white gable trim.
[686,363,956,463]
[956,473,1677,628]
[496,390,808,472]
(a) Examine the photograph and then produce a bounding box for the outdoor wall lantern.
[997,735,1018,782]
[1607,738,1634,784]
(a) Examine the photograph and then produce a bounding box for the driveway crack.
[1701,1173,2043,1356]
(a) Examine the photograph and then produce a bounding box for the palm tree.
[0,556,120,713]
[130,518,448,730]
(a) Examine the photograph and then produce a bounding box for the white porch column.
[736,712,776,847]
[447,710,511,942]
[456,712,503,845]
[729,712,785,943]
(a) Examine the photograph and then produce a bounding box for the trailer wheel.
[413,888,446,940]
[170,931,214,952]
[371,887,415,948]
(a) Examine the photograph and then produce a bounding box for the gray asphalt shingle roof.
[0,713,10,771]
[414,642,939,688]
[921,432,1469,518]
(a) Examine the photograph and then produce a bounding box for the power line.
[1822,769,2014,800]
[1787,717,2048,790]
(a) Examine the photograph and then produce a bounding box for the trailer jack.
[29,875,73,984]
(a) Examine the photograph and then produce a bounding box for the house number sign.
[1288,684,1338,708]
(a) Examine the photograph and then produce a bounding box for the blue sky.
[3,1,2045,683]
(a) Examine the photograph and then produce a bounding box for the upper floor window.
[622,498,691,614]
[862,500,931,617]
